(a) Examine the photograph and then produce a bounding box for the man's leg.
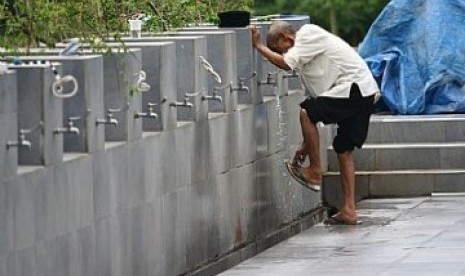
[295,109,322,184]
[335,151,358,222]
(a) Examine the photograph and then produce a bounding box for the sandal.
[284,161,321,192]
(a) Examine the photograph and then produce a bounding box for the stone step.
[365,114,465,144]
[327,142,465,171]
[322,169,465,208]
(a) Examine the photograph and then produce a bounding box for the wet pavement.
[219,195,465,276]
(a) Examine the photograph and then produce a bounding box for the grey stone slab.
[446,120,465,142]
[204,174,221,261]
[162,189,188,276]
[369,174,434,197]
[64,154,94,229]
[143,199,165,276]
[0,112,18,182]
[186,184,210,271]
[106,143,130,212]
[284,90,305,147]
[125,141,146,210]
[142,133,164,201]
[191,120,210,184]
[13,168,45,250]
[268,153,294,225]
[440,147,465,169]
[0,180,14,256]
[117,206,146,276]
[368,120,447,144]
[160,131,177,195]
[93,143,127,218]
[75,225,96,276]
[434,173,465,192]
[35,234,74,276]
[174,122,194,191]
[231,105,257,167]
[0,73,18,182]
[92,150,115,220]
[215,172,236,254]
[0,71,17,114]
[375,147,440,170]
[33,167,56,242]
[208,113,232,175]
[255,102,269,159]
[95,217,113,276]
[8,246,37,276]
[255,157,279,238]
[233,164,258,245]
[265,96,288,154]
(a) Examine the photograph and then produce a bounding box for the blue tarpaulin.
[359,0,465,114]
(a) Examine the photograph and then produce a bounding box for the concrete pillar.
[8,64,63,166]
[116,36,209,122]
[56,42,178,132]
[181,26,261,105]
[155,31,238,113]
[0,71,18,181]
[12,56,105,153]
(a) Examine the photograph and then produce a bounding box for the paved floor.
[219,195,465,276]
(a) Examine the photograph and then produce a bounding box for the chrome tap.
[6,128,32,150]
[202,89,223,103]
[258,72,277,86]
[284,69,300,79]
[232,72,257,93]
[54,116,80,135]
[169,94,195,108]
[135,97,167,119]
[96,108,121,126]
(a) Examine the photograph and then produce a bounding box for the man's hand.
[249,25,261,48]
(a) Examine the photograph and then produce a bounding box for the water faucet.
[202,89,223,103]
[258,72,277,86]
[54,116,80,135]
[232,72,257,93]
[135,97,167,119]
[96,108,121,126]
[284,69,300,79]
[6,128,33,150]
[169,93,195,109]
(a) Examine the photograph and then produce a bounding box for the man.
[251,21,379,225]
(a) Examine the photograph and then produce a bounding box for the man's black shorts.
[300,83,375,153]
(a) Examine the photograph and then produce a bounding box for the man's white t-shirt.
[283,24,379,99]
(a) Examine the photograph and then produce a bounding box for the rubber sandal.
[284,161,321,192]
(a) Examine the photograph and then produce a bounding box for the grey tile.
[440,147,465,169]
[0,180,14,256]
[0,71,17,114]
[434,173,465,192]
[144,199,165,276]
[375,147,440,170]
[208,113,232,174]
[0,112,18,183]
[75,225,96,276]
[191,120,210,184]
[186,184,209,270]
[369,174,434,197]
[162,189,187,276]
[231,106,256,167]
[142,133,164,201]
[9,246,37,276]
[125,141,146,210]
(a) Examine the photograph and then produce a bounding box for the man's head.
[267,21,296,54]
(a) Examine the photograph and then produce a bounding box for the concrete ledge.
[185,206,325,276]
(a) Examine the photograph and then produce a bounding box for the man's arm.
[255,44,291,71]
[250,26,291,71]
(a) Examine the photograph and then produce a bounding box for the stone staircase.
[322,114,465,209]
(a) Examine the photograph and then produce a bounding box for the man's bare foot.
[325,212,361,225]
